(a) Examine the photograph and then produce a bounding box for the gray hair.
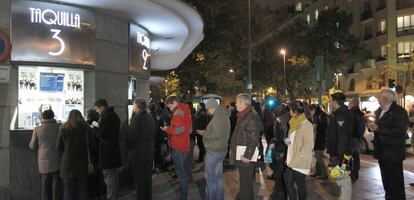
[380,89,397,103]
[134,98,147,111]
[236,93,252,106]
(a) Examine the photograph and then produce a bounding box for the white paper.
[236,145,259,162]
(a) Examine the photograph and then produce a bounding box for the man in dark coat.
[309,104,328,180]
[368,89,408,200]
[230,93,262,200]
[349,98,365,183]
[327,92,353,200]
[93,98,122,200]
[127,98,156,200]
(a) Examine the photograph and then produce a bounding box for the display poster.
[18,66,84,129]
[11,1,96,66]
[129,24,151,75]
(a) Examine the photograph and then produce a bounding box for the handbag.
[264,148,273,164]
[86,132,96,175]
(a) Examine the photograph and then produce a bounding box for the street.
[118,147,414,200]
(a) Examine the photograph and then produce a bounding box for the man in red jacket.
[161,96,192,200]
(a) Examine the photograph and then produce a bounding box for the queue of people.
[29,88,410,200]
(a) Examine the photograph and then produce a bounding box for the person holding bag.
[56,110,93,200]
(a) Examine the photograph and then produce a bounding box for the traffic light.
[388,79,396,88]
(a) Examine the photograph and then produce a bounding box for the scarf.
[288,113,306,134]
[237,106,252,122]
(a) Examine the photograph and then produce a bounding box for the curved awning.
[44,0,204,71]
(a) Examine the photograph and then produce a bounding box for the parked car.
[360,114,412,153]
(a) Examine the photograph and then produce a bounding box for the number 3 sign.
[0,31,11,62]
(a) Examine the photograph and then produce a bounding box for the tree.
[306,8,367,75]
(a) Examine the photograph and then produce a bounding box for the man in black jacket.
[127,98,156,200]
[327,92,353,200]
[94,99,122,200]
[368,89,408,200]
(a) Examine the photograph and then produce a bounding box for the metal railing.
[363,33,373,40]
[397,26,414,36]
[397,0,414,10]
[360,10,373,21]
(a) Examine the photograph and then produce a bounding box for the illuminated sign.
[130,24,151,74]
[11,1,96,66]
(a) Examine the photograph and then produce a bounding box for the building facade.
[255,0,414,110]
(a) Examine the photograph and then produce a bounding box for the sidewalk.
[119,159,414,200]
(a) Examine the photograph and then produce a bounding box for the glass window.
[398,16,404,29]
[315,9,319,21]
[306,14,311,24]
[404,16,411,27]
[296,2,302,12]
[404,42,410,53]
[380,20,386,32]
[398,42,404,55]
[381,45,386,57]
[412,15,414,26]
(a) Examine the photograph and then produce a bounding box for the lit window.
[381,45,387,57]
[325,5,329,11]
[306,14,311,24]
[404,16,410,27]
[397,16,404,28]
[315,9,319,21]
[397,41,414,59]
[379,20,386,32]
[296,2,302,12]
[335,41,340,48]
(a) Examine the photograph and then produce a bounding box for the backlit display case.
[18,66,84,129]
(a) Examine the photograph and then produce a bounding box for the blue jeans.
[205,151,227,200]
[63,177,87,200]
[172,149,189,200]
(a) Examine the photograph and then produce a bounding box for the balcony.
[376,4,386,11]
[360,10,373,22]
[397,26,414,36]
[376,30,387,37]
[397,0,414,10]
[363,33,373,40]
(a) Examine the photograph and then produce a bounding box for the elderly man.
[197,98,230,200]
[230,93,262,200]
[368,89,408,200]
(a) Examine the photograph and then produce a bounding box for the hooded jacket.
[166,103,192,151]
[203,107,231,152]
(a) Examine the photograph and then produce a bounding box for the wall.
[0,0,12,198]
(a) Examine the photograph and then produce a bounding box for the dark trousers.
[41,172,62,200]
[63,177,88,200]
[132,158,153,200]
[379,160,406,200]
[271,160,286,199]
[284,168,307,200]
[236,163,256,200]
[187,138,195,182]
[195,134,205,160]
[351,152,360,180]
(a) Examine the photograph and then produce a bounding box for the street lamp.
[229,69,235,81]
[280,49,287,95]
[334,73,343,89]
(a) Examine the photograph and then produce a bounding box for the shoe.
[195,159,204,163]
[409,183,414,187]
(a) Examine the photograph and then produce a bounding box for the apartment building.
[255,0,414,109]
